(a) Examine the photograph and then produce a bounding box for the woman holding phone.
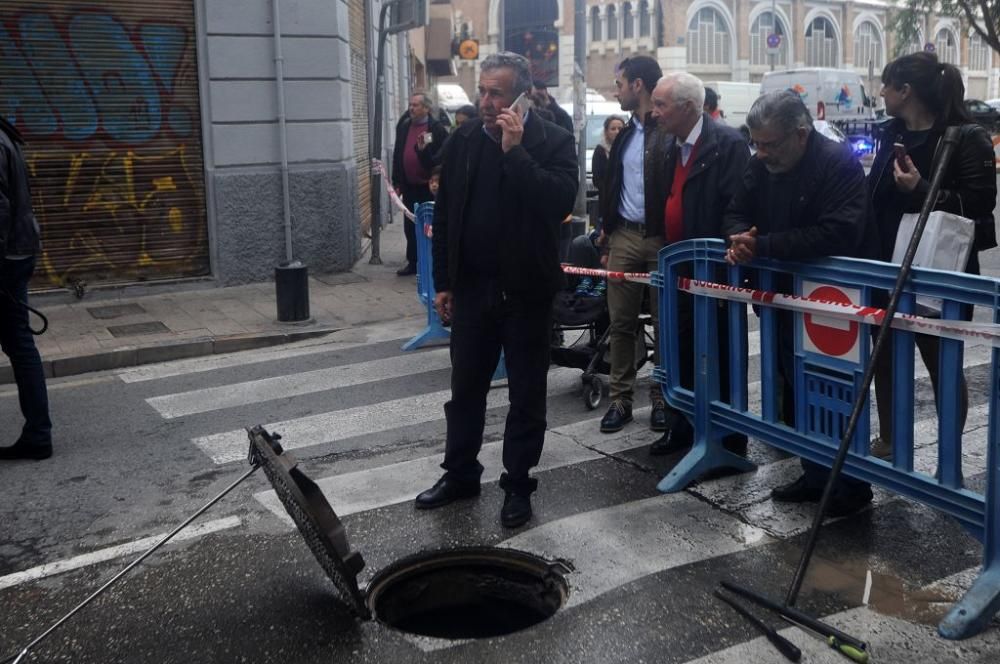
[868,52,997,459]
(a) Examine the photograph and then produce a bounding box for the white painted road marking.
[147,347,452,418]
[0,516,241,591]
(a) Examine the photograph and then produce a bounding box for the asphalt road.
[1,311,1000,662]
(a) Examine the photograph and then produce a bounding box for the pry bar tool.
[714,589,801,662]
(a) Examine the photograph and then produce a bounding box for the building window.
[805,17,839,67]
[687,7,731,66]
[607,4,618,40]
[970,32,991,71]
[591,6,601,42]
[750,11,787,67]
[623,2,634,39]
[935,28,958,64]
[854,21,883,72]
[639,0,651,37]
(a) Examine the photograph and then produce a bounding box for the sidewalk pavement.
[0,219,425,385]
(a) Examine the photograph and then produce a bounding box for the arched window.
[935,28,958,63]
[805,17,839,67]
[970,31,991,71]
[623,2,634,39]
[854,21,883,72]
[687,7,731,66]
[590,6,601,42]
[607,5,618,40]
[639,0,651,37]
[750,11,787,67]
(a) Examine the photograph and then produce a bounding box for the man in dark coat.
[723,91,878,516]
[391,93,449,276]
[414,52,578,528]
[0,116,52,461]
[647,72,751,456]
[531,80,574,135]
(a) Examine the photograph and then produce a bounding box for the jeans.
[1,256,51,445]
[441,278,552,495]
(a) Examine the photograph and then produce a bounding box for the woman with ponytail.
[868,51,997,459]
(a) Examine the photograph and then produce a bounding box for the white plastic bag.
[891,210,974,316]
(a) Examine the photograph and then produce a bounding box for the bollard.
[275,261,310,323]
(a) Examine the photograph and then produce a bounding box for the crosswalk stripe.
[146,348,453,419]
[194,365,613,464]
[117,317,427,383]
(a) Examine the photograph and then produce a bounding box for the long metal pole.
[368,2,394,265]
[573,0,587,218]
[2,466,261,664]
[273,0,293,263]
[498,0,505,51]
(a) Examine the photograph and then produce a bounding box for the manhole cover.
[87,303,146,320]
[107,321,170,337]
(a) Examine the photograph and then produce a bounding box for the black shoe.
[414,476,480,510]
[600,400,632,433]
[826,487,874,518]
[501,492,532,528]
[649,401,669,432]
[722,434,749,456]
[396,263,417,276]
[649,418,693,456]
[0,440,53,461]
[771,475,822,503]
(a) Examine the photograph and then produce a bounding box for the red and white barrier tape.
[679,277,1000,348]
[561,264,652,285]
[372,158,416,221]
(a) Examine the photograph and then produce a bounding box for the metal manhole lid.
[247,426,370,618]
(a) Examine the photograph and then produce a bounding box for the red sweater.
[664,141,699,243]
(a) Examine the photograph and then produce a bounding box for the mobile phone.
[510,92,531,118]
[893,143,910,172]
[422,132,434,147]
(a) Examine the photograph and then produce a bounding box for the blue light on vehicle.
[851,138,874,155]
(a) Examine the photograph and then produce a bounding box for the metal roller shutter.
[0,0,209,288]
[349,0,372,237]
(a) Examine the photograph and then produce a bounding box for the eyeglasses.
[749,132,794,152]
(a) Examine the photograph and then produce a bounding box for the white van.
[703,81,760,128]
[760,68,875,123]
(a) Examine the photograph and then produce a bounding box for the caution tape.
[561,264,652,285]
[679,277,1000,348]
[372,158,416,221]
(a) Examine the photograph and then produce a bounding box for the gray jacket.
[0,117,41,257]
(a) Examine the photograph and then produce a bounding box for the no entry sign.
[801,281,861,362]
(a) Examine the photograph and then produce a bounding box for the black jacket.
[868,119,997,260]
[432,115,578,298]
[598,112,672,238]
[391,112,449,193]
[544,100,574,135]
[0,117,40,257]
[722,130,876,260]
[662,114,750,241]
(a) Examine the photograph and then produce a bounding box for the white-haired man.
[646,72,751,456]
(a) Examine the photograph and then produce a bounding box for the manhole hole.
[367,547,570,639]
[87,303,146,320]
[107,321,170,337]
[248,427,572,640]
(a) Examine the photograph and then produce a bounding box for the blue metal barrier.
[401,202,508,381]
[651,238,1000,639]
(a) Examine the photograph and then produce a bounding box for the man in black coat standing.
[414,52,578,528]
[531,80,574,135]
[0,116,52,461]
[723,91,877,516]
[391,93,449,276]
[646,72,750,457]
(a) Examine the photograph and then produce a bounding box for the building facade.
[2,0,408,288]
[444,1,1000,104]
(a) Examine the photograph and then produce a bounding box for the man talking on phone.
[415,52,577,528]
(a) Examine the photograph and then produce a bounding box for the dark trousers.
[402,185,432,266]
[1,256,51,445]
[442,279,552,496]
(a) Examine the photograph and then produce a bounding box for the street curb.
[0,328,339,385]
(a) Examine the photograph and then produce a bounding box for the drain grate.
[87,303,146,320]
[107,321,171,337]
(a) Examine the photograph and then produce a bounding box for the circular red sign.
[804,286,858,356]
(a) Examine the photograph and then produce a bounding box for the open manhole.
[249,426,572,639]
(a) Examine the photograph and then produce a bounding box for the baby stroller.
[551,236,656,410]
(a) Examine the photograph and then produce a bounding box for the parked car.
[964,99,1000,132]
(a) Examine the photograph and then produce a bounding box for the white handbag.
[891,210,974,316]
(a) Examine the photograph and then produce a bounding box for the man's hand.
[726,226,758,265]
[893,155,922,193]
[434,290,454,323]
[496,108,524,153]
